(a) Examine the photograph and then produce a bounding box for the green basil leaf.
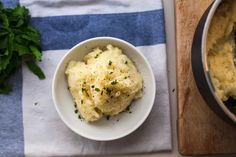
[14,43,30,56]
[29,45,42,60]
[0,49,9,56]
[26,31,40,40]
[0,37,7,49]
[12,5,29,21]
[0,50,11,70]
[7,33,14,54]
[0,31,8,37]
[26,25,38,33]
[0,33,14,70]
[0,14,9,27]
[22,34,40,46]
[0,48,13,69]
[0,25,10,31]
[0,53,11,70]
[14,19,24,27]
[15,35,29,45]
[12,29,23,34]
[26,60,45,79]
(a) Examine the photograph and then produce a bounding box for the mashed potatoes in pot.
[207,0,236,101]
[65,44,143,122]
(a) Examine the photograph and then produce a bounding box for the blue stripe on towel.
[0,70,24,157]
[31,9,165,51]
[1,0,19,8]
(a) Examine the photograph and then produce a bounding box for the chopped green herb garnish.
[83,81,86,84]
[111,80,118,85]
[74,109,78,114]
[81,100,83,104]
[108,60,112,66]
[125,106,130,111]
[101,91,103,95]
[124,76,130,80]
[106,88,112,95]
[125,61,128,64]
[109,72,113,74]
[129,111,132,114]
[74,102,77,108]
[95,88,100,92]
[82,88,86,92]
[94,54,99,58]
[78,115,82,119]
[91,85,95,88]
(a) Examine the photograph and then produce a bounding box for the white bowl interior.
[52,37,156,141]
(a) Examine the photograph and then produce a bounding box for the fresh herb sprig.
[0,2,45,94]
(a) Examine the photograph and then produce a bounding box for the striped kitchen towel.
[0,0,172,156]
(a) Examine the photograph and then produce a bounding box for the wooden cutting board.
[176,0,236,155]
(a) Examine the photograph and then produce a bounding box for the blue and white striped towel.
[0,0,172,156]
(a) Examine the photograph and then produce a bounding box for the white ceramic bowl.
[52,37,156,141]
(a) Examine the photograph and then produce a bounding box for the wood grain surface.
[176,0,236,155]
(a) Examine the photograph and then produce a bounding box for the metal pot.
[192,0,236,125]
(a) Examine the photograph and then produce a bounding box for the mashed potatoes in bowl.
[66,45,143,122]
[52,37,155,140]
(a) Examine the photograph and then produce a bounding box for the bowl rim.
[201,0,236,123]
[52,36,156,141]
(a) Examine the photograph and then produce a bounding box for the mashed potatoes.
[207,0,236,101]
[65,44,143,122]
